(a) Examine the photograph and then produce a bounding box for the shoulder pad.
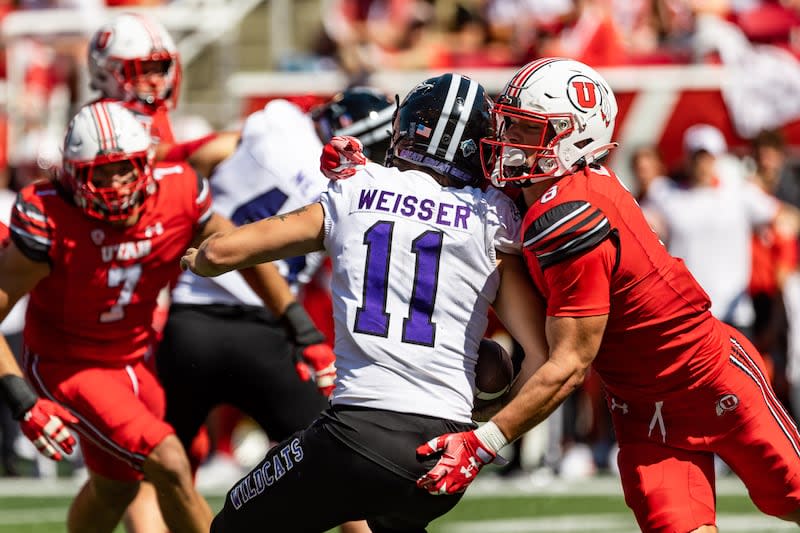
[523,200,611,269]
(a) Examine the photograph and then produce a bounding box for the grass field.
[0,475,793,533]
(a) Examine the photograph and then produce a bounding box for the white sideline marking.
[441,513,796,533]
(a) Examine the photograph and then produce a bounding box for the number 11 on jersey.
[354,221,443,347]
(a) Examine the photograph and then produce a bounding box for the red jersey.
[749,221,797,296]
[9,163,212,363]
[93,97,175,145]
[521,165,728,399]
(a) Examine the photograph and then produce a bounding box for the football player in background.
[181,73,548,532]
[87,13,241,530]
[88,12,239,178]
[0,101,327,533]
[158,87,393,533]
[418,58,800,532]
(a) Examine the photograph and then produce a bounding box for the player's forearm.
[198,205,325,273]
[491,357,589,442]
[0,334,24,378]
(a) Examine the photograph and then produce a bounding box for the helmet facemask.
[64,151,153,223]
[88,13,181,111]
[481,104,576,187]
[481,58,619,188]
[113,52,180,109]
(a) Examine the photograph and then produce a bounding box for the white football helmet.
[61,101,155,222]
[482,58,618,186]
[88,13,181,110]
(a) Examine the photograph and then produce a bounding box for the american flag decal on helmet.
[524,201,611,269]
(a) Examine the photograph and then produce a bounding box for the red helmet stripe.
[505,58,565,99]
[89,103,114,152]
[133,13,163,50]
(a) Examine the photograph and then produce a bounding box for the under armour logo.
[610,397,628,414]
[459,457,481,479]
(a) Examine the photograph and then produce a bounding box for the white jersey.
[320,163,521,423]
[172,100,328,308]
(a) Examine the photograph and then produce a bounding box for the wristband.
[474,421,509,453]
[0,375,38,420]
[280,302,325,346]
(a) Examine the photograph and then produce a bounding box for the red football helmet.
[60,101,155,222]
[88,13,181,111]
[482,58,618,187]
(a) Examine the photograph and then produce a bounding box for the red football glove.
[281,302,337,397]
[320,135,367,181]
[20,399,78,462]
[294,344,336,397]
[416,430,500,495]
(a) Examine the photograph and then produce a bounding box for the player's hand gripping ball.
[472,338,514,421]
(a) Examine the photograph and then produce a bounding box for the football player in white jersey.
[159,88,393,533]
[181,73,547,532]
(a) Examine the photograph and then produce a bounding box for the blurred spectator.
[428,3,516,69]
[480,0,572,65]
[537,0,630,67]
[747,130,800,397]
[773,139,800,210]
[645,124,780,338]
[630,145,669,235]
[630,144,668,200]
[318,0,430,76]
[105,0,164,5]
[732,0,800,56]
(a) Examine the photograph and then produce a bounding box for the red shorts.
[24,348,174,481]
[608,325,800,532]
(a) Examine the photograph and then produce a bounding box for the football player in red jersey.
[416,58,800,532]
[0,101,332,533]
[88,12,238,178]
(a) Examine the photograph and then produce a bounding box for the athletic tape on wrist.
[474,421,509,454]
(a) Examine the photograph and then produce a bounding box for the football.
[474,337,514,401]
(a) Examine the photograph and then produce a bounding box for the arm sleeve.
[9,192,53,264]
[522,200,612,270]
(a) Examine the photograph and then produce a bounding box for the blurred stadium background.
[2,0,800,531]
